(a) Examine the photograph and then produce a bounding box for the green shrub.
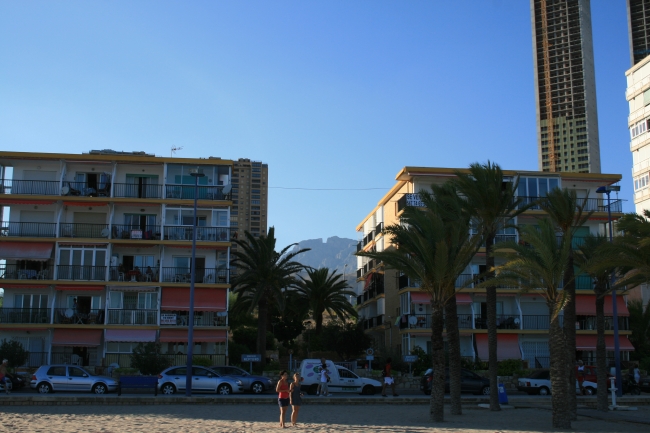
[410,346,432,376]
[130,343,170,376]
[193,356,212,367]
[0,339,28,370]
[460,357,488,371]
[263,361,280,372]
[228,342,251,367]
[497,359,524,376]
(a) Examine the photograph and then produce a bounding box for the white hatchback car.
[517,369,597,395]
[157,366,244,395]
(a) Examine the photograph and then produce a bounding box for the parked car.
[517,369,596,395]
[30,365,118,394]
[299,359,382,395]
[157,366,244,395]
[639,376,650,394]
[5,372,26,390]
[209,365,274,394]
[420,368,490,396]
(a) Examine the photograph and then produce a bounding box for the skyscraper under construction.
[531,0,601,173]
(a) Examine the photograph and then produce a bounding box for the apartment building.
[0,150,233,370]
[628,0,650,65]
[530,0,601,173]
[355,166,632,368]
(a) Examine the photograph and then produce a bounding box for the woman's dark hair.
[280,370,288,376]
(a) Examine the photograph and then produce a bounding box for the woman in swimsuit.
[276,370,290,428]
[289,372,304,427]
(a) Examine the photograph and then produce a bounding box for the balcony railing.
[56,265,107,281]
[112,183,163,199]
[163,226,233,242]
[59,223,109,238]
[165,184,228,201]
[0,308,51,324]
[106,309,157,325]
[160,311,227,327]
[62,181,110,197]
[0,179,60,196]
[108,266,158,282]
[111,225,161,240]
[0,264,51,280]
[361,315,385,330]
[1,221,56,237]
[518,196,623,213]
[53,308,105,324]
[473,314,521,329]
[160,267,229,284]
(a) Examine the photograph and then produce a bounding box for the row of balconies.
[356,281,385,305]
[397,274,595,291]
[0,264,230,284]
[397,313,630,331]
[0,307,227,327]
[356,258,382,278]
[361,314,384,330]
[0,179,230,201]
[356,222,384,251]
[0,221,235,241]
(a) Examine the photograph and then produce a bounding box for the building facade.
[355,166,632,368]
[628,0,650,65]
[0,150,234,370]
[530,0,601,173]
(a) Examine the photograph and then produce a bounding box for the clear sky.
[0,1,633,249]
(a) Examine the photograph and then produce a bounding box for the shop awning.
[0,242,53,261]
[107,286,158,292]
[456,294,473,304]
[575,295,629,317]
[51,329,102,347]
[159,329,227,343]
[0,284,50,289]
[475,334,521,361]
[105,329,156,343]
[161,287,227,311]
[56,285,105,291]
[575,335,635,351]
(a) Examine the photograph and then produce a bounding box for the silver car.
[157,366,244,395]
[209,365,274,394]
[30,365,118,394]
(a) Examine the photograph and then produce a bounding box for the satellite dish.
[101,228,109,238]
[223,184,232,194]
[408,316,418,326]
[61,186,70,195]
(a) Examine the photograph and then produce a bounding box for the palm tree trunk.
[257,298,269,370]
[595,290,608,412]
[563,253,577,420]
[485,235,500,411]
[430,302,446,422]
[445,295,462,415]
[315,313,323,334]
[549,301,572,429]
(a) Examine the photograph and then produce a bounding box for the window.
[109,291,123,309]
[69,367,87,377]
[138,292,158,310]
[14,294,48,309]
[47,366,66,376]
[106,342,138,353]
[630,119,648,139]
[635,173,650,191]
[251,200,260,205]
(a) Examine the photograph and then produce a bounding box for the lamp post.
[596,184,621,397]
[185,167,205,397]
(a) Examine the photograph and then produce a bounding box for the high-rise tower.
[531,0,601,173]
[627,0,650,65]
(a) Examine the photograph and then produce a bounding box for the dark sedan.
[209,365,275,394]
[420,368,490,395]
[639,377,650,394]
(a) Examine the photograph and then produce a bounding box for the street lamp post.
[185,167,205,397]
[596,184,622,397]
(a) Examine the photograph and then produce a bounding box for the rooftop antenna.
[171,146,183,157]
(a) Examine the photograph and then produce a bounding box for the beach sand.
[0,404,646,432]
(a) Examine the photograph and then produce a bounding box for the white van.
[298,359,382,395]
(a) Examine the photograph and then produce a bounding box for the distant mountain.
[289,236,358,286]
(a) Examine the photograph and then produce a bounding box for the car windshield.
[528,370,549,379]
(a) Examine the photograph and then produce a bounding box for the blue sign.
[241,354,262,362]
[403,355,418,363]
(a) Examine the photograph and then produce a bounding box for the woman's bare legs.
[280,406,288,427]
[291,406,300,426]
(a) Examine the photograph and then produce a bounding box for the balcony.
[473,314,521,329]
[162,226,233,242]
[112,183,162,199]
[164,184,228,201]
[60,223,109,238]
[0,221,56,238]
[0,264,51,280]
[398,314,474,330]
[108,266,158,282]
[0,179,60,196]
[160,267,229,284]
[53,308,105,324]
[160,311,227,327]
[61,181,110,197]
[0,308,50,324]
[56,265,107,281]
[361,315,385,330]
[111,225,161,240]
[106,309,157,325]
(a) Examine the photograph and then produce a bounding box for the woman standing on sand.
[276,370,290,428]
[289,372,304,427]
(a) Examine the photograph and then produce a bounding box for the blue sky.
[0,1,633,249]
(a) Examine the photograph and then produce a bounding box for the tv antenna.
[171,146,183,157]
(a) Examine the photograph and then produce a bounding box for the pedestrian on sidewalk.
[381,358,398,397]
[276,370,290,428]
[318,358,331,396]
[0,359,9,394]
[289,372,304,427]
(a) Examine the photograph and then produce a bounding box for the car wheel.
[539,386,550,396]
[37,382,53,394]
[251,381,264,394]
[161,383,176,395]
[584,387,595,396]
[217,384,232,395]
[92,383,108,394]
[308,384,319,395]
[481,386,490,396]
[361,385,375,395]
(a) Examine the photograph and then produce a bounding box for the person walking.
[276,370,290,428]
[633,363,641,384]
[576,360,585,395]
[289,372,304,427]
[318,359,331,396]
[381,358,399,397]
[0,359,9,394]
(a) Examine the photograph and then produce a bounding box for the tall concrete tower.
[627,0,650,65]
[531,0,601,173]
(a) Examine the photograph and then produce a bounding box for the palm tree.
[231,228,309,369]
[491,219,573,429]
[575,234,613,412]
[357,184,481,422]
[451,161,525,411]
[538,187,590,420]
[296,267,357,334]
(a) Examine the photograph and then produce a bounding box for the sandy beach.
[1,403,647,433]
